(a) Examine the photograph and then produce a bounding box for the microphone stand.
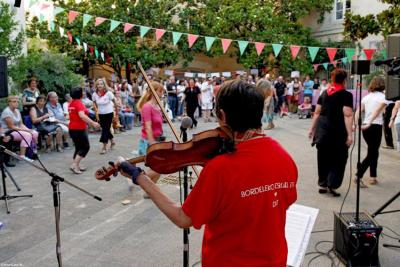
[0,145,102,267]
[180,126,190,267]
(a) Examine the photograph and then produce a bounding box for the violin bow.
[137,62,200,178]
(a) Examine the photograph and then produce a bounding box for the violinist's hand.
[119,161,144,185]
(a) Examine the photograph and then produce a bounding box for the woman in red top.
[68,87,100,174]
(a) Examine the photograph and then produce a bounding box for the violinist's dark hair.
[216,80,264,132]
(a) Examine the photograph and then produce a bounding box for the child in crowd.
[298,96,312,119]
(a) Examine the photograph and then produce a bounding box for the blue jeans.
[177,96,184,116]
[119,111,134,130]
[138,138,149,156]
[168,95,178,118]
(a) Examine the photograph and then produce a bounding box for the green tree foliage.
[28,0,335,77]
[9,52,83,99]
[0,2,25,60]
[344,0,400,41]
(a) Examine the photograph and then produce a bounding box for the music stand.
[0,150,33,214]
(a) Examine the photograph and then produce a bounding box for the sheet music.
[286,204,319,267]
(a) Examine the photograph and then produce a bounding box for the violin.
[95,127,233,181]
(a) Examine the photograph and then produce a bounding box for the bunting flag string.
[326,48,338,63]
[308,47,319,62]
[49,6,384,62]
[255,42,265,56]
[124,23,135,33]
[205,36,216,52]
[188,34,199,48]
[83,14,92,27]
[238,41,249,56]
[221,39,232,54]
[155,29,166,41]
[290,45,301,60]
[110,20,121,32]
[68,11,79,24]
[172,32,183,45]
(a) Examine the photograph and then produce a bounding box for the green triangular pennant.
[341,57,348,65]
[172,31,183,45]
[140,26,150,38]
[95,48,99,58]
[382,49,387,59]
[272,44,283,57]
[50,21,55,32]
[345,48,356,62]
[75,37,81,46]
[29,0,39,7]
[110,20,121,32]
[54,7,65,16]
[39,14,45,23]
[308,47,320,62]
[238,41,249,56]
[322,63,329,70]
[205,36,216,51]
[83,14,92,27]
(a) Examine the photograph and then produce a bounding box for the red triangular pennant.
[188,34,199,48]
[221,39,232,54]
[67,31,73,43]
[313,64,319,72]
[41,3,51,10]
[68,11,79,24]
[95,17,107,26]
[363,49,376,60]
[89,46,94,55]
[290,45,301,60]
[326,48,338,63]
[254,42,265,56]
[124,23,134,33]
[333,61,338,67]
[155,29,166,41]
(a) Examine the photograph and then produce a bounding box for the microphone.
[180,116,193,130]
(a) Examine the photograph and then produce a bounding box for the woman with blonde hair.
[256,79,275,130]
[92,78,117,154]
[0,96,39,160]
[133,81,165,198]
[355,76,388,186]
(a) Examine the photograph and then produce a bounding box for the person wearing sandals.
[30,96,64,153]
[92,78,118,154]
[389,100,400,152]
[309,69,354,197]
[68,87,100,174]
[355,76,388,186]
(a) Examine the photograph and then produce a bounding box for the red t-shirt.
[182,137,298,267]
[68,99,88,130]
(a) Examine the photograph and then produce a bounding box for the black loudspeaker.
[334,212,382,267]
[14,0,21,7]
[0,56,8,98]
[386,33,400,100]
[351,60,370,75]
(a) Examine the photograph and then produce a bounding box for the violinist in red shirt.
[120,80,298,267]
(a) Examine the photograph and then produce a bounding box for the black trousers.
[98,113,114,144]
[383,103,394,147]
[186,104,198,127]
[317,143,349,189]
[69,130,90,158]
[357,124,382,178]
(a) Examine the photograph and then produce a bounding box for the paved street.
[1,117,400,267]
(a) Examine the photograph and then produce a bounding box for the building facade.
[2,0,27,55]
[302,0,390,49]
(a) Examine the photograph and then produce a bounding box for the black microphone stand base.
[0,161,32,214]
